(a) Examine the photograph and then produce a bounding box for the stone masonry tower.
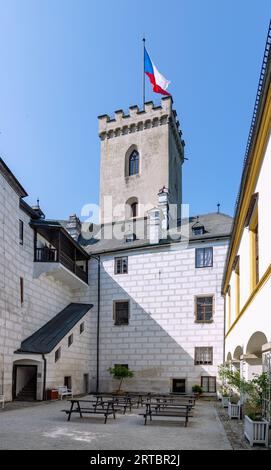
[98,96,185,223]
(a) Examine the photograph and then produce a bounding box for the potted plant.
[192,384,203,399]
[228,394,241,419]
[107,365,134,394]
[244,373,269,447]
[220,386,231,408]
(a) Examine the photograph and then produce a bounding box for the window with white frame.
[201,376,216,392]
[195,247,213,268]
[114,257,128,274]
[195,296,214,322]
[194,347,213,365]
[114,301,129,325]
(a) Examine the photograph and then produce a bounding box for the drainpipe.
[90,255,101,393]
[42,354,47,401]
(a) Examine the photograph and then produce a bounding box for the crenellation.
[98,96,180,143]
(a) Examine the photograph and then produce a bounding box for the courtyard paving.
[0,397,231,450]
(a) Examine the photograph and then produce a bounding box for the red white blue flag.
[144,48,171,96]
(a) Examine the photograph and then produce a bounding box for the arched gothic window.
[129,150,139,176]
[131,202,138,218]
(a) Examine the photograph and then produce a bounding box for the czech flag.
[144,48,171,96]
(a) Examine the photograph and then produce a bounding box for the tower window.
[126,197,138,219]
[129,150,139,176]
[131,202,138,218]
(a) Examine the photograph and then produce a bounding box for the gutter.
[87,233,232,257]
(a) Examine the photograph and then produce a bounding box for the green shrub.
[107,365,134,392]
[192,384,203,394]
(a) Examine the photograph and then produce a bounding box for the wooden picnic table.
[64,399,116,424]
[139,401,194,426]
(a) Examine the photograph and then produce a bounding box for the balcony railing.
[34,247,88,284]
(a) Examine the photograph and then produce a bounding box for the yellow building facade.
[222,24,271,383]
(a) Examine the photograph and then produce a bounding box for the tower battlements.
[98,96,184,152]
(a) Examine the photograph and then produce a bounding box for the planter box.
[244,415,269,447]
[221,396,230,408]
[228,402,241,419]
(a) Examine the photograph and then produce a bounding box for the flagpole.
[143,37,145,110]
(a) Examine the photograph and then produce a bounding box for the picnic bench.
[139,401,194,427]
[63,399,116,424]
[92,393,135,414]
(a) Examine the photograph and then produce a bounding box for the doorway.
[172,378,186,393]
[83,374,89,394]
[12,365,37,400]
[64,376,72,390]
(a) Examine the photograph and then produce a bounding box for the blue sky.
[0,1,270,220]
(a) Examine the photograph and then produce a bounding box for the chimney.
[32,198,45,219]
[66,214,81,241]
[158,186,169,234]
[148,208,162,245]
[147,187,170,244]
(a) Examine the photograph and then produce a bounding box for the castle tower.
[98,96,185,223]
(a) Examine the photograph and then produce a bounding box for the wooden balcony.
[31,220,89,288]
[34,247,88,284]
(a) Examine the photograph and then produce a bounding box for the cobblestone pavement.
[0,398,231,450]
[215,401,270,450]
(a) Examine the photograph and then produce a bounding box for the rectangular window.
[68,334,73,347]
[195,347,213,365]
[234,257,240,318]
[250,215,259,290]
[80,322,85,334]
[247,193,259,291]
[114,256,128,274]
[19,220,24,245]
[55,347,61,362]
[114,301,129,325]
[20,277,24,305]
[195,296,214,322]
[195,247,213,268]
[172,378,186,393]
[201,376,216,393]
[227,286,231,331]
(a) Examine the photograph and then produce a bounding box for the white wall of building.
[74,240,229,393]
[0,172,93,401]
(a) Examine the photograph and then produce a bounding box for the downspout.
[90,255,101,393]
[42,354,47,401]
[96,256,101,393]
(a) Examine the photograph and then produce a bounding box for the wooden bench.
[55,386,73,400]
[0,395,4,409]
[63,399,116,424]
[139,402,193,426]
